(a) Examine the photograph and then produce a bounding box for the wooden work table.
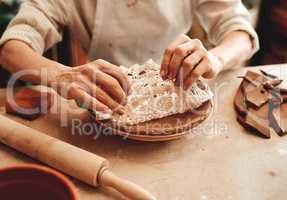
[0,64,286,200]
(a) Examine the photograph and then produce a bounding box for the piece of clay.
[234,82,248,116]
[95,60,213,140]
[234,70,287,138]
[236,112,268,138]
[245,103,271,138]
[5,88,53,120]
[244,86,270,108]
[242,71,282,87]
[238,75,261,87]
[270,103,287,136]
[245,71,268,85]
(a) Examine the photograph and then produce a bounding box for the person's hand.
[160,34,223,90]
[49,59,131,114]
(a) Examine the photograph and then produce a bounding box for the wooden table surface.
[0,64,287,200]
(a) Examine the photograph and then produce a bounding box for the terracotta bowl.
[0,164,78,200]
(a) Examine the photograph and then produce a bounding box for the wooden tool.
[0,115,156,200]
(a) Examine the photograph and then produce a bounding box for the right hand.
[49,59,131,114]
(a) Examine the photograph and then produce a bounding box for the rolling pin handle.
[99,168,157,200]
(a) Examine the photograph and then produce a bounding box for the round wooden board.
[93,101,213,142]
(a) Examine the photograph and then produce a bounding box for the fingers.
[89,70,127,105]
[68,85,111,113]
[83,79,125,114]
[183,52,222,89]
[161,35,191,79]
[66,76,125,114]
[175,49,206,86]
[183,58,210,90]
[95,59,132,95]
[56,59,132,115]
[167,42,196,81]
[161,35,217,90]
[161,36,209,88]
[82,60,128,105]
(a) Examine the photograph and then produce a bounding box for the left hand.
[160,34,223,90]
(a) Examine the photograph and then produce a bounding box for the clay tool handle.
[0,115,156,200]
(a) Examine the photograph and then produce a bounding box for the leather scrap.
[245,104,271,138]
[244,85,270,108]
[234,70,287,138]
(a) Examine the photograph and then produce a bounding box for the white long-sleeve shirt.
[0,0,259,66]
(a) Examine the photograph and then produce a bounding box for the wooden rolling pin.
[0,115,156,200]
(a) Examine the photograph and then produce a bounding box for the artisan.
[0,0,259,114]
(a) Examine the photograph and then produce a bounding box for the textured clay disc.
[95,100,213,142]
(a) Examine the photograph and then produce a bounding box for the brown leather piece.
[234,70,287,138]
[245,104,271,138]
[243,70,283,87]
[5,88,53,120]
[244,85,270,108]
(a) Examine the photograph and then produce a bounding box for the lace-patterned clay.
[93,60,213,141]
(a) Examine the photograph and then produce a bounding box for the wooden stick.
[0,115,156,200]
[99,169,156,200]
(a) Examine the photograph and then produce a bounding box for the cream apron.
[88,0,192,67]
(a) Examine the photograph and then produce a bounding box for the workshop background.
[0,0,286,87]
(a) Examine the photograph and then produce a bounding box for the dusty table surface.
[0,64,287,200]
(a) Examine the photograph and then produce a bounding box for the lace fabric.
[113,60,213,125]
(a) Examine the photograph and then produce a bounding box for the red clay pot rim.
[0,163,78,200]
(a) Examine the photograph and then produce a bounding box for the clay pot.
[0,164,78,200]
